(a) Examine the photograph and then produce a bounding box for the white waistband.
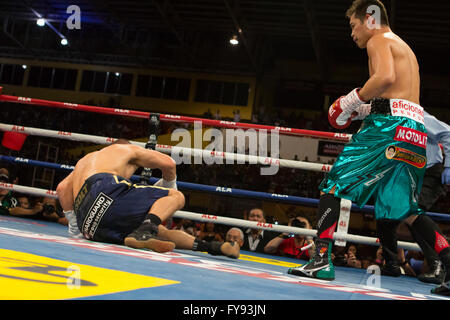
[389,99,424,125]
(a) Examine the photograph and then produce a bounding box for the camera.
[42,203,56,214]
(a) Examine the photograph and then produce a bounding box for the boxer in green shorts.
[288,1,450,296]
[320,98,427,222]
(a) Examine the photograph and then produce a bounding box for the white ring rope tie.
[0,123,332,172]
[0,182,421,252]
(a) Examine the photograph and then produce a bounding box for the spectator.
[345,244,362,269]
[357,244,378,269]
[39,197,68,226]
[0,168,19,216]
[203,109,213,119]
[264,216,314,260]
[226,227,244,248]
[370,246,416,277]
[233,109,241,122]
[198,222,223,242]
[180,219,199,238]
[241,208,277,253]
[405,249,427,276]
[8,193,44,218]
[16,194,31,209]
[332,246,348,266]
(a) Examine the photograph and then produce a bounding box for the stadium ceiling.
[0,0,449,76]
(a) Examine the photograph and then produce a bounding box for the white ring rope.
[0,182,421,252]
[0,123,332,172]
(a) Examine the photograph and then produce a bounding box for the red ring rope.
[0,86,351,142]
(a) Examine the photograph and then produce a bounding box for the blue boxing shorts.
[319,98,427,221]
[73,172,169,244]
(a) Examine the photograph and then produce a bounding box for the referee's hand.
[442,167,450,185]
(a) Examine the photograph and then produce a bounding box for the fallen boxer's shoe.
[124,220,175,253]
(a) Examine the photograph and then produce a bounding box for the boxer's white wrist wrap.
[64,209,82,238]
[335,88,365,125]
[154,176,177,190]
[352,103,372,121]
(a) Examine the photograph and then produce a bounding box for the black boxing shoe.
[380,262,402,277]
[124,220,175,253]
[287,238,335,281]
[431,281,450,297]
[418,260,446,285]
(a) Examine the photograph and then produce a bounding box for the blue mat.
[0,216,447,301]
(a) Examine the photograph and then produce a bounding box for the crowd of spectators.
[164,207,442,282]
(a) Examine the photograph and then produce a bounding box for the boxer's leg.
[406,214,450,282]
[376,219,402,276]
[404,222,445,284]
[157,225,240,259]
[124,189,184,252]
[147,189,185,224]
[288,192,341,280]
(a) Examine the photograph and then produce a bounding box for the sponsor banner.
[390,99,424,125]
[81,192,113,239]
[394,126,427,148]
[318,140,345,157]
[385,145,426,168]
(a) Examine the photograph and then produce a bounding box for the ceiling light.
[36,18,46,27]
[229,35,239,46]
[22,65,27,69]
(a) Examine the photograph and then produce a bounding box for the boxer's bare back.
[349,14,421,104]
[70,143,176,200]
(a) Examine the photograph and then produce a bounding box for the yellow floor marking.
[0,249,179,300]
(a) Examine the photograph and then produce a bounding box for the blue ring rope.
[1,154,448,221]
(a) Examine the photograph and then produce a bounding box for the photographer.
[38,197,68,226]
[264,216,314,260]
[8,193,43,217]
[9,196,67,226]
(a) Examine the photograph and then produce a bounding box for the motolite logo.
[394,126,427,148]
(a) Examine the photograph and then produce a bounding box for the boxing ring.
[1,88,449,302]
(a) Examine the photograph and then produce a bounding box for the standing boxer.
[288,1,450,292]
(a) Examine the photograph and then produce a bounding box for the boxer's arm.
[56,172,75,212]
[9,204,43,216]
[358,36,396,101]
[132,146,177,182]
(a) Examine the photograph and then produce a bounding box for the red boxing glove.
[328,88,365,129]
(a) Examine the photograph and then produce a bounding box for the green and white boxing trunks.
[320,98,427,221]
